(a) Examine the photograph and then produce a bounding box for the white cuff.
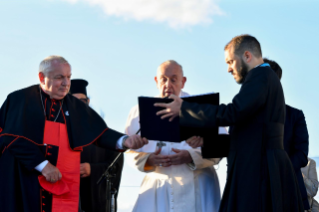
[116,135,128,149]
[218,127,228,134]
[35,160,49,172]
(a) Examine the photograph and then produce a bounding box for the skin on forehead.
[157,63,183,78]
[225,46,237,63]
[46,62,70,76]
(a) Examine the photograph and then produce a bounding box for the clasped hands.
[147,148,192,167]
[146,136,204,167]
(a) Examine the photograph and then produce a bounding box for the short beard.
[237,59,249,84]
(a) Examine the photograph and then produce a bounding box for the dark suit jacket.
[180,66,304,212]
[284,105,309,209]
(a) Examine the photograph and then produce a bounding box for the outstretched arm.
[155,68,268,127]
[95,128,148,150]
[180,70,268,127]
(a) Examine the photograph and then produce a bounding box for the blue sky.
[1,0,318,211]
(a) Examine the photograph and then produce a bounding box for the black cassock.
[283,105,310,210]
[80,145,124,212]
[0,85,124,212]
[180,65,304,211]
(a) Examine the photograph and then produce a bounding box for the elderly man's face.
[39,62,71,100]
[155,64,186,98]
[225,47,249,84]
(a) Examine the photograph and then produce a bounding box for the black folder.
[138,96,180,142]
[138,93,230,158]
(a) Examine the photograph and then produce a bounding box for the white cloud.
[61,0,224,28]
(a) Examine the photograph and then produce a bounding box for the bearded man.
[0,55,147,212]
[155,35,304,211]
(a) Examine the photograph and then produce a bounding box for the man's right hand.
[146,148,171,167]
[124,135,148,149]
[41,162,62,183]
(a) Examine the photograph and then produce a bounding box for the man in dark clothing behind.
[263,58,310,210]
[70,79,124,212]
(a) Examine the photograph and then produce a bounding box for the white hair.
[157,60,184,76]
[39,55,70,75]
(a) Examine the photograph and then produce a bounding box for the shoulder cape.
[0,84,109,149]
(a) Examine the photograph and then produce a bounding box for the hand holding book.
[154,94,183,122]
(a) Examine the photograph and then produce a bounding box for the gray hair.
[39,55,70,75]
[157,60,184,76]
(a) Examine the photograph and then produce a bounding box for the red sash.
[38,120,80,212]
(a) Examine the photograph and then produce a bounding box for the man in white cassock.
[125,60,227,212]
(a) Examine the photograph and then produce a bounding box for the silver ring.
[159,164,162,167]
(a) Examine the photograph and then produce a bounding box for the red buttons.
[0,127,2,133]
[52,108,55,112]
[47,153,52,156]
[48,146,52,149]
[42,196,45,198]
